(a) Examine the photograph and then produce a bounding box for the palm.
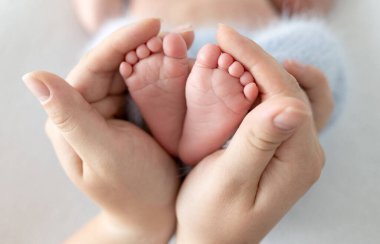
[80,117,179,219]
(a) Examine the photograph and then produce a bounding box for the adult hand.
[284,60,334,132]
[23,19,182,243]
[176,25,325,243]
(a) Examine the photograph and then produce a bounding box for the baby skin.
[120,34,258,165]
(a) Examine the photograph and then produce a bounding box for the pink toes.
[126,51,138,64]
[136,44,150,59]
[240,72,254,85]
[120,36,164,79]
[244,83,259,102]
[196,44,221,69]
[120,34,188,81]
[216,52,258,102]
[218,53,234,69]
[228,61,245,78]
[163,33,188,59]
[147,37,163,53]
[119,62,133,79]
[240,71,258,101]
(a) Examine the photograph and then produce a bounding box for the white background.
[0,0,379,243]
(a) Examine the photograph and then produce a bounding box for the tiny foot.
[120,33,189,155]
[179,44,259,165]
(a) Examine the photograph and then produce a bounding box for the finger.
[23,71,113,164]
[45,119,83,184]
[284,60,334,131]
[109,72,127,95]
[92,95,126,119]
[216,24,302,99]
[218,96,310,193]
[249,119,324,233]
[67,18,161,102]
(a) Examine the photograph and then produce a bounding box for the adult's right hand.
[284,60,334,132]
[176,25,325,243]
[23,19,179,243]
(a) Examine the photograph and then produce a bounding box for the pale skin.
[72,0,334,34]
[24,19,332,243]
[120,33,259,163]
[72,0,334,164]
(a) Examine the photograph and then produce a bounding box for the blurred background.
[0,0,379,243]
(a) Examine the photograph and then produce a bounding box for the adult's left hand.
[24,19,190,243]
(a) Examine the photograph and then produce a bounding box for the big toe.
[163,33,188,59]
[196,44,221,69]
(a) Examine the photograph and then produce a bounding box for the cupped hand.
[284,60,334,132]
[175,25,326,243]
[24,19,180,243]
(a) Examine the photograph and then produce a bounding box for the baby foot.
[120,33,189,156]
[179,44,258,165]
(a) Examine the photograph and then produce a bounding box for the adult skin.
[24,20,327,243]
[175,25,326,243]
[23,19,192,244]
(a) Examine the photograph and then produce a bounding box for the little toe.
[196,44,221,69]
[243,83,259,102]
[240,71,255,86]
[228,61,245,78]
[147,36,163,53]
[163,33,187,59]
[126,51,138,65]
[218,53,234,70]
[119,62,133,79]
[136,44,150,59]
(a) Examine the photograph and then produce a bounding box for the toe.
[119,62,133,79]
[218,53,234,70]
[163,33,187,59]
[228,61,245,78]
[244,83,259,102]
[240,71,255,86]
[126,51,138,65]
[196,44,221,69]
[147,37,163,53]
[136,44,150,59]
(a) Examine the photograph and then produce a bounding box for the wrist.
[66,211,175,244]
[103,211,176,244]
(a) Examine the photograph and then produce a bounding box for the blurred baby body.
[74,0,333,34]
[77,0,345,164]
[129,0,278,30]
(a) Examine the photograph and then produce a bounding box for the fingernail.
[273,107,308,131]
[23,73,50,102]
[174,24,193,33]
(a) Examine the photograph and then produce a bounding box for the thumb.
[219,96,311,192]
[23,71,112,162]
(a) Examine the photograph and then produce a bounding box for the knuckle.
[50,110,79,134]
[246,129,282,152]
[309,145,326,184]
